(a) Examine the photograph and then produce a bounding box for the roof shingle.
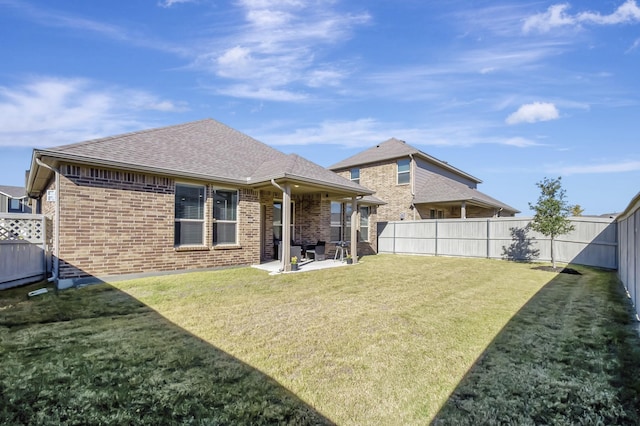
[413,171,519,213]
[0,185,26,198]
[34,119,371,195]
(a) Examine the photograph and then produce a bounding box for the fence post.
[392,222,396,254]
[434,220,438,256]
[486,219,491,259]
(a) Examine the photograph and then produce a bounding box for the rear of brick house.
[26,119,377,288]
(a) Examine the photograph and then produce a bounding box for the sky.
[1,0,639,216]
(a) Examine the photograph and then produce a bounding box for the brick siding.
[338,160,499,223]
[53,164,261,280]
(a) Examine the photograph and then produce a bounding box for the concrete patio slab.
[252,259,349,275]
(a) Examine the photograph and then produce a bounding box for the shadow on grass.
[431,265,640,425]
[0,281,333,425]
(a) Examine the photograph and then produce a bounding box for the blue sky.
[1,0,639,215]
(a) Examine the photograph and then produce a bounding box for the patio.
[252,258,349,275]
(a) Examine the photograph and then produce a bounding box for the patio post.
[281,183,292,272]
[350,196,358,263]
[461,201,467,219]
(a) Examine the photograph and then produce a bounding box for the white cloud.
[257,118,389,147]
[506,102,560,125]
[158,0,197,8]
[551,160,640,175]
[502,137,543,147]
[627,37,640,52]
[215,84,308,102]
[252,118,544,149]
[0,77,187,147]
[578,0,640,25]
[191,1,371,101]
[523,1,640,33]
[1,0,187,55]
[523,4,576,33]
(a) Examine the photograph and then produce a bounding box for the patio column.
[281,183,292,272]
[461,201,466,219]
[350,196,358,264]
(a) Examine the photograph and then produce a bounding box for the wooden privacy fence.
[377,216,617,269]
[617,192,640,320]
[0,213,47,289]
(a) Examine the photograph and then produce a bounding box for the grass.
[2,255,639,425]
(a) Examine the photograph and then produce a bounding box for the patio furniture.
[334,241,349,261]
[277,242,302,261]
[306,241,326,261]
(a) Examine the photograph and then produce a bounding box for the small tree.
[528,177,575,269]
[571,204,584,216]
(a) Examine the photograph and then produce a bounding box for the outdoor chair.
[307,241,326,261]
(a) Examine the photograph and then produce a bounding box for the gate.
[0,213,47,289]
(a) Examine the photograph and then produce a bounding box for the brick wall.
[337,161,413,222]
[55,164,261,280]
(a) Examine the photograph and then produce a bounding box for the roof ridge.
[49,118,214,152]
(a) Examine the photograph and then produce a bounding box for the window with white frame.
[8,198,23,212]
[350,168,360,184]
[360,206,370,241]
[174,183,205,246]
[213,189,238,245]
[332,202,370,242]
[397,158,410,185]
[273,200,295,242]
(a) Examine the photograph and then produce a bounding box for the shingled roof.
[329,138,481,183]
[0,185,26,198]
[28,119,373,197]
[414,170,519,214]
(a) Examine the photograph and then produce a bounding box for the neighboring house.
[26,119,377,288]
[0,185,31,213]
[329,138,519,222]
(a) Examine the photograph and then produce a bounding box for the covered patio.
[250,154,379,273]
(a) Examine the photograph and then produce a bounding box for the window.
[332,202,370,242]
[213,189,238,245]
[330,201,343,241]
[273,201,295,241]
[429,209,444,219]
[350,168,360,184]
[174,183,205,246]
[8,198,22,212]
[360,207,370,241]
[397,158,410,185]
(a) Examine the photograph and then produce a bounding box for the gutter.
[35,157,59,285]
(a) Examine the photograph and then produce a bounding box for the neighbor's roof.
[0,185,26,199]
[413,171,520,213]
[329,138,481,184]
[28,119,373,197]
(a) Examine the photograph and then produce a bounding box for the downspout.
[409,153,416,220]
[35,157,59,285]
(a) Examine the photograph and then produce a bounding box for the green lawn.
[2,255,639,425]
